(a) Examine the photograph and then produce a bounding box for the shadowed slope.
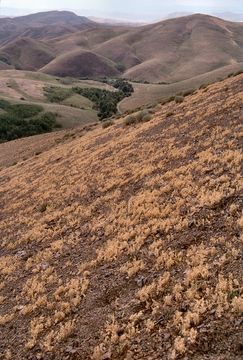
[40,49,120,78]
[0,11,95,46]
[0,74,242,359]
[0,38,55,71]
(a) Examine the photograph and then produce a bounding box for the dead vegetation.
[0,74,242,359]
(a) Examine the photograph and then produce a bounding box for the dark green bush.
[0,99,60,143]
[73,87,124,120]
[44,86,73,103]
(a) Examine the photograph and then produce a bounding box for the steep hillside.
[0,74,242,359]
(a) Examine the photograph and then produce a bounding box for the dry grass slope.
[0,74,242,359]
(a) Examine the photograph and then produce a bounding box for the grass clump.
[166,111,174,117]
[182,89,195,97]
[175,95,184,104]
[141,113,152,122]
[124,109,152,126]
[124,114,137,126]
[102,120,114,129]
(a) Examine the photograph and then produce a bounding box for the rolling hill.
[0,73,242,360]
[40,49,120,78]
[0,10,95,46]
[95,13,243,83]
[0,12,243,83]
[0,37,55,71]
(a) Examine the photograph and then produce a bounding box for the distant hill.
[14,10,94,27]
[40,49,120,78]
[94,14,243,83]
[0,38,55,70]
[0,12,243,82]
[0,11,95,46]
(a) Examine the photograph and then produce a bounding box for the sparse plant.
[124,114,137,126]
[102,120,114,129]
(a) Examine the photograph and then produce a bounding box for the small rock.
[65,346,77,354]
[136,276,146,287]
[102,353,111,360]
[40,262,49,270]
[235,318,243,327]
[164,333,171,341]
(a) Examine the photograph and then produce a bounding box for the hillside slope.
[95,14,243,83]
[0,37,55,70]
[1,12,243,83]
[0,74,242,359]
[40,49,120,78]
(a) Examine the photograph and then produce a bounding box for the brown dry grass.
[0,74,242,359]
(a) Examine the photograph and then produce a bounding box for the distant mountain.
[0,11,243,83]
[14,10,94,27]
[165,11,243,22]
[0,11,95,45]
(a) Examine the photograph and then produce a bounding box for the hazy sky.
[2,1,243,20]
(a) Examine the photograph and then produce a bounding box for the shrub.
[142,113,152,122]
[233,69,243,76]
[124,109,152,126]
[116,64,126,73]
[135,109,150,121]
[166,111,174,117]
[44,86,73,103]
[73,87,123,120]
[0,99,60,143]
[199,83,209,90]
[182,89,195,97]
[102,120,114,129]
[39,203,48,213]
[112,79,134,96]
[58,77,76,85]
[175,96,184,104]
[124,114,137,126]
